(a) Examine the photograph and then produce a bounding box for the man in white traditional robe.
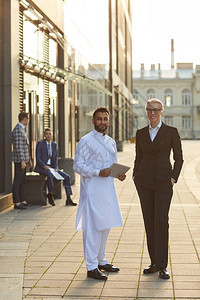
[73,107,126,281]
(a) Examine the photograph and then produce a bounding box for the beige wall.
[29,0,64,32]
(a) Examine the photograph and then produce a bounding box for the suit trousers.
[135,182,173,268]
[39,169,72,196]
[12,163,26,203]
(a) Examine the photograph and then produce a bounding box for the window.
[77,83,80,101]
[99,93,104,106]
[133,89,139,105]
[146,89,156,100]
[182,116,191,129]
[68,80,72,98]
[164,89,173,106]
[165,116,173,126]
[182,89,191,106]
[133,117,138,130]
[49,39,57,66]
[23,18,38,60]
[88,89,97,106]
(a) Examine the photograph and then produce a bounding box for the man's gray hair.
[146,98,164,110]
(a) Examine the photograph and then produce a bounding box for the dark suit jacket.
[133,122,183,187]
[35,139,58,172]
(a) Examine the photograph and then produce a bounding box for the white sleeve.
[73,139,100,177]
[114,142,118,163]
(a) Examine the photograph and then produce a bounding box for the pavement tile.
[101,287,137,298]
[137,298,173,300]
[172,275,200,282]
[174,281,200,290]
[105,274,139,282]
[0,276,23,298]
[172,268,200,276]
[104,281,138,289]
[23,279,39,287]
[63,297,99,300]
[41,273,75,280]
[65,287,102,297]
[35,279,71,288]
[25,261,52,268]
[175,289,200,298]
[0,259,25,273]
[70,280,104,288]
[44,267,77,274]
[137,288,173,298]
[27,287,66,296]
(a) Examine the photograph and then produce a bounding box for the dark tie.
[47,143,51,158]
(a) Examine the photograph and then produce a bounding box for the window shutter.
[19,7,24,111]
[43,32,50,129]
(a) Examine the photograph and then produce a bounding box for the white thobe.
[73,129,123,270]
[74,129,123,231]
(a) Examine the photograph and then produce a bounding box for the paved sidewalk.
[0,140,200,299]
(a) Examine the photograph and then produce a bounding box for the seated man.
[35,128,77,207]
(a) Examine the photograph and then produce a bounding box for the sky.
[65,0,109,67]
[65,0,200,71]
[132,0,200,70]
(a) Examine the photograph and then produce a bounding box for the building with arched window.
[164,88,174,107]
[147,89,156,100]
[132,63,200,140]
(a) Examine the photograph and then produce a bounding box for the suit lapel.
[143,123,167,153]
[142,126,158,153]
[43,139,48,156]
[144,126,152,144]
[152,122,167,144]
[51,142,55,155]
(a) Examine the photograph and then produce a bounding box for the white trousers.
[81,200,110,271]
[83,226,110,271]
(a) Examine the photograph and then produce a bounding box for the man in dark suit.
[12,112,32,209]
[133,99,183,280]
[35,128,77,207]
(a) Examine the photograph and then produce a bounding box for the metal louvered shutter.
[43,79,50,129]
[43,32,50,129]
[19,7,24,111]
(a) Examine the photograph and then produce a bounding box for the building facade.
[0,0,66,200]
[132,63,200,139]
[108,0,133,142]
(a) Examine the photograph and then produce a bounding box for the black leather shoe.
[98,264,120,272]
[47,193,55,206]
[143,264,160,274]
[66,198,77,206]
[87,268,107,280]
[14,203,27,210]
[22,202,30,207]
[159,268,170,279]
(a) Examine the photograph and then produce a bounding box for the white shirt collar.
[18,122,25,129]
[93,129,106,137]
[149,120,162,130]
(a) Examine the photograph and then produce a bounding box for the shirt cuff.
[94,169,101,176]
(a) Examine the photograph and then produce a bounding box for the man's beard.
[94,124,108,133]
